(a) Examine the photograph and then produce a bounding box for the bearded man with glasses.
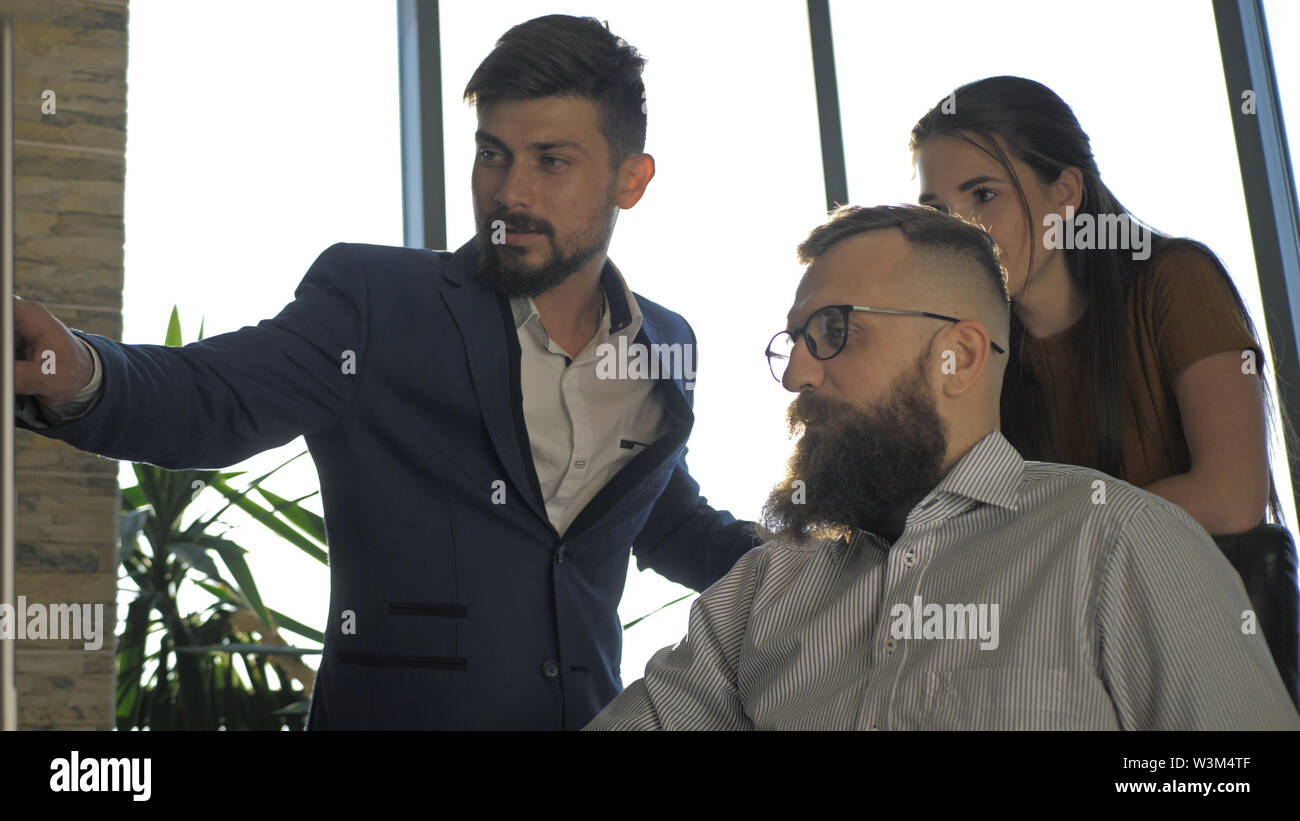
[586,204,1300,731]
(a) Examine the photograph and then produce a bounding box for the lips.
[504,230,542,246]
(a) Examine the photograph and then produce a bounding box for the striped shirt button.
[901,551,917,567]
[884,638,898,653]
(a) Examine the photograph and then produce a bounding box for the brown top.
[1020,243,1262,488]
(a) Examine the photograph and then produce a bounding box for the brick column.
[9,0,126,730]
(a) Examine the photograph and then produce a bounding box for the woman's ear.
[1054,166,1085,212]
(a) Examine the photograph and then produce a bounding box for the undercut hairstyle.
[463,15,648,169]
[797,203,1011,335]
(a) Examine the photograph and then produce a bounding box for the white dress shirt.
[510,261,671,536]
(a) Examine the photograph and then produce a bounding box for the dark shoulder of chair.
[1213,524,1299,709]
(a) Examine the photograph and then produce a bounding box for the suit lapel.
[439,242,552,530]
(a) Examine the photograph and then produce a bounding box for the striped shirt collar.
[929,429,1025,512]
[892,430,1024,535]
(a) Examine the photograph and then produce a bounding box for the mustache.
[482,211,554,237]
[788,392,854,435]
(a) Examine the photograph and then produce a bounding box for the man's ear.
[934,320,992,399]
[616,153,655,209]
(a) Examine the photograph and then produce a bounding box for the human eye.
[972,186,997,204]
[540,155,569,170]
[477,147,503,164]
[816,314,848,348]
[832,320,863,347]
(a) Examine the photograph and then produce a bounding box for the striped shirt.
[585,430,1300,730]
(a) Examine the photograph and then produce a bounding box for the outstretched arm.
[13,242,367,469]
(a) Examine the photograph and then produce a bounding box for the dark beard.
[760,353,948,545]
[473,198,616,299]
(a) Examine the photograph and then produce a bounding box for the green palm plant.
[116,307,329,730]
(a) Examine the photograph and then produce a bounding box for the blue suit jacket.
[17,240,759,729]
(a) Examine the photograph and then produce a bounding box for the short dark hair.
[797,204,1010,321]
[463,15,647,168]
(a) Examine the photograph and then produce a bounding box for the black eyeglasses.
[765,304,1006,383]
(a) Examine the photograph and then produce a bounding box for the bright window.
[830,0,1297,531]
[123,0,403,659]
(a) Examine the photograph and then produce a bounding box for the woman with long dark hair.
[911,75,1280,534]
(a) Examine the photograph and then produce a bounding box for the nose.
[495,159,536,211]
[781,334,823,393]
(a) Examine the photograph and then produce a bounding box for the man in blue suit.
[11,14,758,729]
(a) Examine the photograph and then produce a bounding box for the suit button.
[555,544,569,564]
[541,659,560,680]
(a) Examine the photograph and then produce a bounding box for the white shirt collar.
[508,258,645,343]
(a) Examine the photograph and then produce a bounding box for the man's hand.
[12,294,95,402]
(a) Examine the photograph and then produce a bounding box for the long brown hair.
[911,75,1287,524]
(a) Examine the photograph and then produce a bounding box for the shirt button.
[902,552,917,567]
[885,638,898,652]
[555,544,569,564]
[541,659,560,680]
[869,724,880,731]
